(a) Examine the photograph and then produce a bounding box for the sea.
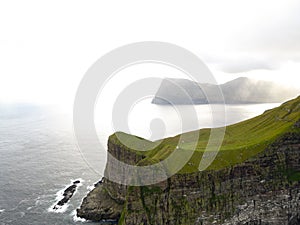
[0,101,279,225]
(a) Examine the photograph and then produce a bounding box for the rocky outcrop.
[76,178,124,222]
[53,180,81,211]
[77,121,300,225]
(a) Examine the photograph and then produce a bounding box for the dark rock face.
[77,123,300,224]
[295,120,300,128]
[76,178,123,222]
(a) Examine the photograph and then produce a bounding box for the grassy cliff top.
[109,96,300,173]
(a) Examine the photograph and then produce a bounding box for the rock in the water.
[53,181,80,210]
[73,180,80,184]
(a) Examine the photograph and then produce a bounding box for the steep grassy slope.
[110,96,300,173]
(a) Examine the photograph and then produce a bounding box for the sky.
[0,0,300,106]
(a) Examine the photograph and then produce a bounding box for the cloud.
[203,0,300,73]
[236,2,300,61]
[205,55,279,73]
[219,61,276,73]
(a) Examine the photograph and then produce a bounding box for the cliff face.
[77,121,300,225]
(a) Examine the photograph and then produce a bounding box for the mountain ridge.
[152,77,299,104]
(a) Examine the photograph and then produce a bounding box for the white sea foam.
[19,211,25,218]
[71,210,87,222]
[0,209,5,213]
[87,184,95,191]
[48,203,69,213]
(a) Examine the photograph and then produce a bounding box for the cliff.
[77,97,300,225]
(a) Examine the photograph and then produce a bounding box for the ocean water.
[0,102,279,225]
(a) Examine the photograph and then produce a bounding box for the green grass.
[109,96,300,174]
[281,168,300,182]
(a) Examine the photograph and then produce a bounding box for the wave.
[87,184,95,191]
[71,209,87,222]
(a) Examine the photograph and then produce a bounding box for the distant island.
[152,77,299,104]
